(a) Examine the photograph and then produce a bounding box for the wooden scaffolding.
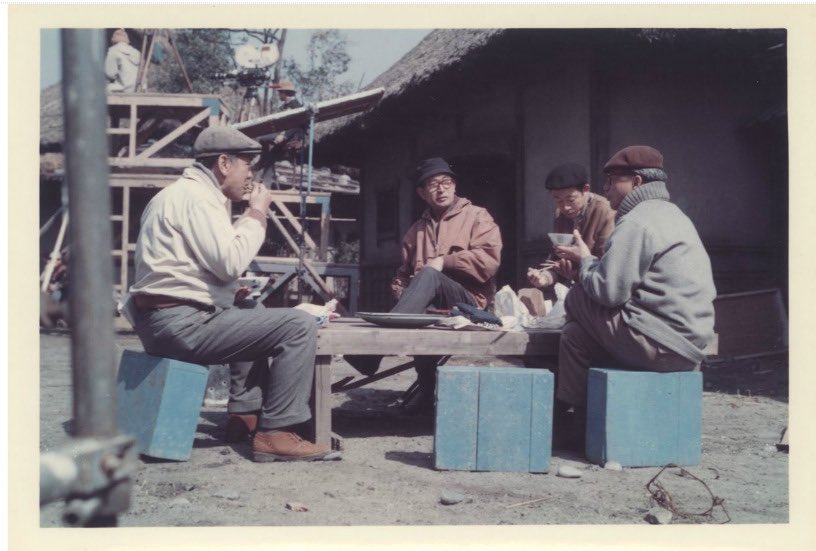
[106,92,363,311]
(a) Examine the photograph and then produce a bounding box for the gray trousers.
[132,302,317,431]
[391,267,476,314]
[557,284,698,407]
[391,267,477,383]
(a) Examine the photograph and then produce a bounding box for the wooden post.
[319,199,330,261]
[311,355,332,447]
[128,103,137,158]
[120,183,130,293]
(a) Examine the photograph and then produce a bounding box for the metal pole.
[61,29,118,439]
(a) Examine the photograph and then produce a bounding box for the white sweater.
[129,164,265,308]
[104,42,141,92]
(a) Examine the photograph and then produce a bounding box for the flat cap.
[413,157,456,187]
[544,162,588,190]
[193,126,262,159]
[603,145,663,173]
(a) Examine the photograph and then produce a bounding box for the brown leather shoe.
[252,430,341,462]
[225,412,259,443]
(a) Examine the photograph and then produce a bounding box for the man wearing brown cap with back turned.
[551,145,716,451]
[124,125,339,462]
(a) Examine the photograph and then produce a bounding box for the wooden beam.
[135,107,210,160]
[233,87,385,138]
[267,211,301,255]
[109,157,193,168]
[128,103,137,159]
[315,322,561,356]
[272,200,318,251]
[108,93,224,108]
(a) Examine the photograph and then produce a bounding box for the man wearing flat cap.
[527,162,615,290]
[257,80,306,188]
[553,145,716,451]
[347,157,503,411]
[125,125,338,462]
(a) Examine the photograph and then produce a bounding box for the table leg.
[311,355,333,447]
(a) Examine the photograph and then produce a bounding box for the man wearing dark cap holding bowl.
[551,145,716,451]
[124,125,339,463]
[347,157,503,412]
[527,162,615,290]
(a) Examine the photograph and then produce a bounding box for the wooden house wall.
[326,32,787,310]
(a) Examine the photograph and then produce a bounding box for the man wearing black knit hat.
[527,162,615,290]
[346,157,503,412]
[551,145,716,452]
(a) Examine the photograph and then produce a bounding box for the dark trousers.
[391,267,477,385]
[132,301,317,431]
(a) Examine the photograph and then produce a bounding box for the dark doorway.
[446,154,517,290]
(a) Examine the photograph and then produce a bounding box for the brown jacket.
[553,192,615,257]
[390,197,502,309]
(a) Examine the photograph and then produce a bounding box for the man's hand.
[426,256,444,271]
[554,258,578,281]
[247,183,274,213]
[234,286,252,302]
[555,229,591,263]
[527,267,554,288]
[274,133,285,145]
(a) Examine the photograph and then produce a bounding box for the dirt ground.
[39,329,789,527]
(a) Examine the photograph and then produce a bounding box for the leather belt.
[133,294,210,312]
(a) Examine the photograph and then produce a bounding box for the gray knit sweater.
[577,181,716,363]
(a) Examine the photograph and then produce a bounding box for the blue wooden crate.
[434,366,553,472]
[585,368,702,467]
[116,350,209,461]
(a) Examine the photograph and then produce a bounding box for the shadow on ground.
[702,353,788,402]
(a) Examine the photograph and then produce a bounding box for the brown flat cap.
[603,145,664,173]
[193,126,262,159]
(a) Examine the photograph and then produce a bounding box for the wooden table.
[310,318,561,447]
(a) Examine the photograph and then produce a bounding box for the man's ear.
[416,186,427,202]
[216,154,230,175]
[632,174,644,187]
[581,183,591,193]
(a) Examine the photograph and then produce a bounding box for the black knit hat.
[413,157,456,187]
[544,162,588,190]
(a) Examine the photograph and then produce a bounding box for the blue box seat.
[115,350,209,461]
[585,368,702,467]
[434,366,553,473]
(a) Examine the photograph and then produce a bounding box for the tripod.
[238,84,263,123]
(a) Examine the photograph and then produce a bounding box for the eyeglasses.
[605,172,634,184]
[425,177,455,192]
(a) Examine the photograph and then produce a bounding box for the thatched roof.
[315,29,505,140]
[314,27,787,149]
